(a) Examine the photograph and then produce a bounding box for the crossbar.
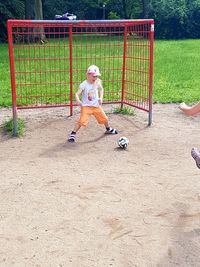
[7,19,154,135]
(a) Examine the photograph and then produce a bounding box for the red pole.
[121,26,127,109]
[7,20,18,136]
[69,26,73,116]
[148,21,154,126]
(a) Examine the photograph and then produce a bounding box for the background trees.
[25,0,43,20]
[1,0,200,42]
[0,0,24,42]
[150,0,200,39]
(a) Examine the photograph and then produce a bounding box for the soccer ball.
[118,136,129,149]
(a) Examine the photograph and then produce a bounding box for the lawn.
[153,39,200,103]
[0,39,200,107]
[0,43,12,107]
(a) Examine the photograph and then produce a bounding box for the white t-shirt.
[79,79,103,107]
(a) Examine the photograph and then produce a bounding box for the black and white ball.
[118,136,129,149]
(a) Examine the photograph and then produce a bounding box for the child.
[68,65,118,142]
[178,102,200,116]
[191,148,200,169]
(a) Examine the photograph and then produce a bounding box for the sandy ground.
[0,104,200,267]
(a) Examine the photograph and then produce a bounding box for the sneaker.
[68,132,76,142]
[191,148,200,169]
[105,127,118,134]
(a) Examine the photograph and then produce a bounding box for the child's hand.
[98,98,103,105]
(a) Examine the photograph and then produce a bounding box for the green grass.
[1,38,200,107]
[113,105,135,115]
[3,118,25,137]
[153,39,200,103]
[0,44,12,107]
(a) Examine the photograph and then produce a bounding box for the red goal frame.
[7,19,154,135]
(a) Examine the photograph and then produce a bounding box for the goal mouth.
[7,19,154,134]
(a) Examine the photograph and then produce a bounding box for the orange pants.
[78,106,108,126]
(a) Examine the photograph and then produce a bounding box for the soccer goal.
[7,19,154,135]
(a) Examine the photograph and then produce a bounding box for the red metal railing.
[7,19,154,134]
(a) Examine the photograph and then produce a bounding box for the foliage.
[1,0,200,40]
[108,11,120,19]
[43,0,71,20]
[185,0,200,38]
[3,118,25,137]
[0,0,25,42]
[149,0,200,39]
[43,0,101,20]
[106,0,142,19]
[150,0,187,39]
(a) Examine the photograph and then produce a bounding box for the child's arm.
[75,88,82,106]
[98,81,104,105]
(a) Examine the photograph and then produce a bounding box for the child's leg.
[191,148,200,169]
[68,107,90,142]
[104,124,118,134]
[73,122,82,133]
[68,122,82,142]
[179,102,200,116]
[93,107,118,134]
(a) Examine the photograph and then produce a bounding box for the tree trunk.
[34,0,46,43]
[25,0,46,43]
[35,0,43,19]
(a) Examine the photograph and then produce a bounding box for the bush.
[108,11,120,20]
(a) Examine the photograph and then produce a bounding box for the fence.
[7,19,154,135]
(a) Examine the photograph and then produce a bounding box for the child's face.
[87,73,98,83]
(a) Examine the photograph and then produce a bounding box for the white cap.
[87,65,101,76]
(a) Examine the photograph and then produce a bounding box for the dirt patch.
[0,104,200,266]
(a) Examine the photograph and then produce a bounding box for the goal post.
[7,19,154,135]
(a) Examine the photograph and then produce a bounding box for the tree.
[35,0,43,19]
[25,0,46,43]
[69,0,101,20]
[141,0,150,18]
[1,0,200,42]
[185,0,200,38]
[43,0,71,20]
[149,0,187,39]
[107,0,142,19]
[25,0,35,19]
[25,0,43,19]
[0,0,24,42]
